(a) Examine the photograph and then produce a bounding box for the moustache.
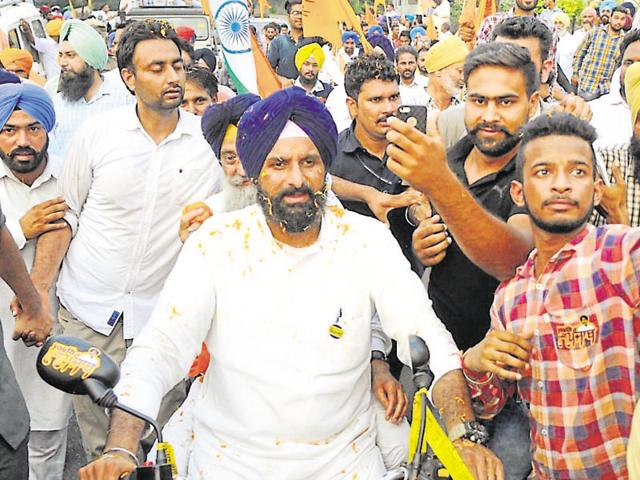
[10,147,37,159]
[543,197,579,207]
[468,123,511,136]
[163,85,183,95]
[276,185,315,203]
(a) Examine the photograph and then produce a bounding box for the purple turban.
[0,70,21,85]
[237,87,338,178]
[0,83,55,132]
[368,33,395,62]
[201,93,260,158]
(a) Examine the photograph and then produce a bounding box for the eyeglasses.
[290,10,303,16]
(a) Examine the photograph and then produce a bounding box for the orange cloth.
[0,48,33,76]
[188,343,211,380]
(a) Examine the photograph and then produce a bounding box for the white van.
[0,0,49,74]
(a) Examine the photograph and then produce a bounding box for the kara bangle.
[103,447,139,466]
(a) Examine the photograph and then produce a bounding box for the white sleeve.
[4,217,27,250]
[368,222,461,384]
[58,125,94,235]
[114,230,216,420]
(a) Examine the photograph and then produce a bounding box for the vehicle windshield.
[162,16,210,40]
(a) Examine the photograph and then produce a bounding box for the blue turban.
[0,70,21,85]
[0,83,56,132]
[201,93,260,158]
[342,31,359,44]
[406,14,416,22]
[599,0,616,13]
[237,87,338,178]
[621,1,636,16]
[369,25,384,37]
[410,26,427,41]
[368,33,395,62]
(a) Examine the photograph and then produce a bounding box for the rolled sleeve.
[4,217,27,250]
[0,202,4,228]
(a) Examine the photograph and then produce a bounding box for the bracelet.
[461,350,494,384]
[103,447,139,466]
[405,206,418,227]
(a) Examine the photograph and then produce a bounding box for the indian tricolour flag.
[210,0,258,94]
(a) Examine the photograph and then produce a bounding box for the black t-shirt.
[428,136,527,351]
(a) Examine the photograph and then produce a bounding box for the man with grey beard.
[49,19,133,158]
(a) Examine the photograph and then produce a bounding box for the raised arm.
[385,116,533,281]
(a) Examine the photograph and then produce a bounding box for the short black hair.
[613,5,628,15]
[417,46,429,56]
[463,42,540,96]
[284,0,301,13]
[395,45,418,62]
[117,20,182,73]
[264,22,279,31]
[621,29,640,57]
[399,31,410,40]
[515,113,598,182]
[179,38,195,63]
[186,65,218,100]
[344,55,399,100]
[491,16,553,64]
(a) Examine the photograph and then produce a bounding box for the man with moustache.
[599,0,615,26]
[49,19,133,158]
[20,20,221,461]
[423,36,469,113]
[294,44,333,102]
[572,6,626,101]
[573,7,597,44]
[389,42,541,479]
[78,87,502,480]
[0,83,72,480]
[337,31,360,74]
[463,112,640,480]
[396,46,429,106]
[180,66,218,116]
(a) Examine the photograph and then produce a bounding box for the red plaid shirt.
[465,225,640,479]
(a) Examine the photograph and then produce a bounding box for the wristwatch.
[448,420,490,446]
[371,350,388,362]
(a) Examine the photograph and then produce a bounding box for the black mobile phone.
[397,105,428,133]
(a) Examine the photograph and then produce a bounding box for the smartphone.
[397,105,427,134]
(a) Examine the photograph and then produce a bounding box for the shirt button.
[535,283,544,290]
[534,329,540,335]
[537,381,544,389]
[541,429,548,436]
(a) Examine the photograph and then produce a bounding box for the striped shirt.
[592,144,640,227]
[572,26,623,97]
[465,224,640,479]
[49,76,135,158]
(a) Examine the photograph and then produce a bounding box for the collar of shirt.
[0,157,59,189]
[294,77,325,93]
[401,76,427,89]
[448,135,518,188]
[59,77,115,106]
[515,224,593,279]
[340,121,379,156]
[120,104,196,144]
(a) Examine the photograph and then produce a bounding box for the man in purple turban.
[86,86,500,480]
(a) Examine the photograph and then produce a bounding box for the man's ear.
[120,67,136,94]
[541,58,554,84]
[346,96,358,120]
[528,91,541,119]
[593,176,605,207]
[510,179,526,208]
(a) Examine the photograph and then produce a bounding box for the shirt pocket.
[171,168,210,207]
[547,305,601,371]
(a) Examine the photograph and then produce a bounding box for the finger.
[43,201,68,214]
[419,250,447,267]
[387,144,419,173]
[41,222,69,233]
[487,363,523,381]
[384,384,397,420]
[44,211,66,222]
[495,457,505,480]
[387,116,430,145]
[374,383,390,409]
[418,239,451,259]
[182,209,205,224]
[392,387,407,422]
[39,196,65,209]
[492,330,534,352]
[414,231,449,249]
[612,164,625,184]
[414,221,447,239]
[476,452,487,480]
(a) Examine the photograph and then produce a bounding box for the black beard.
[515,0,536,11]
[0,139,48,174]
[299,74,318,88]
[525,196,594,234]
[59,65,96,102]
[629,134,640,179]
[601,15,610,24]
[468,123,522,157]
[257,182,327,233]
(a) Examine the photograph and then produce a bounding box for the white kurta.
[0,160,72,431]
[115,204,460,479]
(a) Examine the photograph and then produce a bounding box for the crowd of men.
[1,0,640,479]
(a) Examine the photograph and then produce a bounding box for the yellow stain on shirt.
[169,305,181,319]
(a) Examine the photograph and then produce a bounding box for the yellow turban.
[295,43,325,72]
[425,36,469,74]
[223,124,238,145]
[46,18,63,37]
[0,48,33,76]
[552,12,571,28]
[625,62,640,124]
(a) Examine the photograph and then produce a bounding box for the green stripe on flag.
[224,54,249,95]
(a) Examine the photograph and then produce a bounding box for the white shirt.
[590,69,631,150]
[0,160,72,430]
[116,204,460,478]
[50,76,135,158]
[326,85,352,134]
[57,105,221,339]
[399,75,430,106]
[318,44,343,86]
[433,0,451,31]
[33,37,60,80]
[556,31,578,79]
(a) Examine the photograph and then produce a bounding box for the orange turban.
[0,48,33,77]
